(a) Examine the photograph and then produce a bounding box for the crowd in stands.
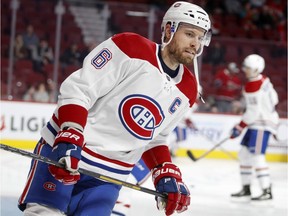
[2,23,97,103]
[192,0,287,42]
[1,0,287,117]
[14,24,88,73]
[23,81,53,103]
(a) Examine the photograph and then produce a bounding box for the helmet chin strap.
[161,27,176,51]
[193,57,205,103]
[193,44,205,103]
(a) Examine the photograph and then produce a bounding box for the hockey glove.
[230,121,247,139]
[48,127,85,185]
[185,118,197,130]
[152,162,190,216]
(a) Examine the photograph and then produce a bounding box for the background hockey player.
[230,54,279,201]
[167,101,199,157]
[112,159,150,215]
[213,62,242,113]
[18,1,212,215]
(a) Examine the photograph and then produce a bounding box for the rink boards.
[1,100,287,162]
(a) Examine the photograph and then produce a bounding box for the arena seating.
[1,0,287,116]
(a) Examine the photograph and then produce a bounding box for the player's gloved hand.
[48,127,85,185]
[230,121,247,139]
[152,162,190,216]
[185,118,197,130]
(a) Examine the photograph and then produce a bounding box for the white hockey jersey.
[241,75,279,134]
[41,33,198,181]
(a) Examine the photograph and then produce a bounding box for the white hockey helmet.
[161,1,212,53]
[242,54,265,74]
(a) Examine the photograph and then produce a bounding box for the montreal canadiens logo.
[118,94,165,140]
[43,182,56,191]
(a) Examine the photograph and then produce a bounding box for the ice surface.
[1,151,287,216]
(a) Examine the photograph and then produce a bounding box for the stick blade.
[186,150,197,161]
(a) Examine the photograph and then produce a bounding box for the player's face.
[168,24,205,65]
[242,66,255,79]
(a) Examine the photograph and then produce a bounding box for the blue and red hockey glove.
[230,121,247,139]
[152,162,190,216]
[48,127,85,185]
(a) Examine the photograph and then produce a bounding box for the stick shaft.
[201,134,238,161]
[0,143,166,198]
[188,130,237,160]
[187,137,230,161]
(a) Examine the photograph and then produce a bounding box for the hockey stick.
[0,143,166,199]
[187,128,237,161]
[186,137,230,162]
[200,134,238,161]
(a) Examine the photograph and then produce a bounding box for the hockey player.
[230,54,279,201]
[18,2,212,215]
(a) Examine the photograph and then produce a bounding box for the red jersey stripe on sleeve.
[52,114,60,127]
[142,145,172,170]
[58,104,88,129]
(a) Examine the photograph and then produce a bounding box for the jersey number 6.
[91,48,112,69]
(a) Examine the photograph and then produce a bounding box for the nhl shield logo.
[118,94,165,140]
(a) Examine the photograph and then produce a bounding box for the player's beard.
[167,39,195,65]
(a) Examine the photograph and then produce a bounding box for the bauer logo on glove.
[152,162,190,215]
[48,127,85,185]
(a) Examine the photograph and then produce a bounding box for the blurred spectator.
[60,43,81,67]
[257,5,276,29]
[205,0,226,14]
[209,14,221,35]
[242,3,259,30]
[270,43,287,58]
[249,0,266,8]
[203,41,226,65]
[22,24,39,59]
[14,34,28,60]
[213,62,242,113]
[33,83,50,102]
[231,100,245,114]
[23,85,36,101]
[210,104,219,113]
[224,0,244,16]
[79,41,98,63]
[47,78,58,103]
[31,38,54,73]
[197,96,219,113]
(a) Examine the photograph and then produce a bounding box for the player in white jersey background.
[230,54,279,201]
[167,101,199,157]
[18,1,212,216]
